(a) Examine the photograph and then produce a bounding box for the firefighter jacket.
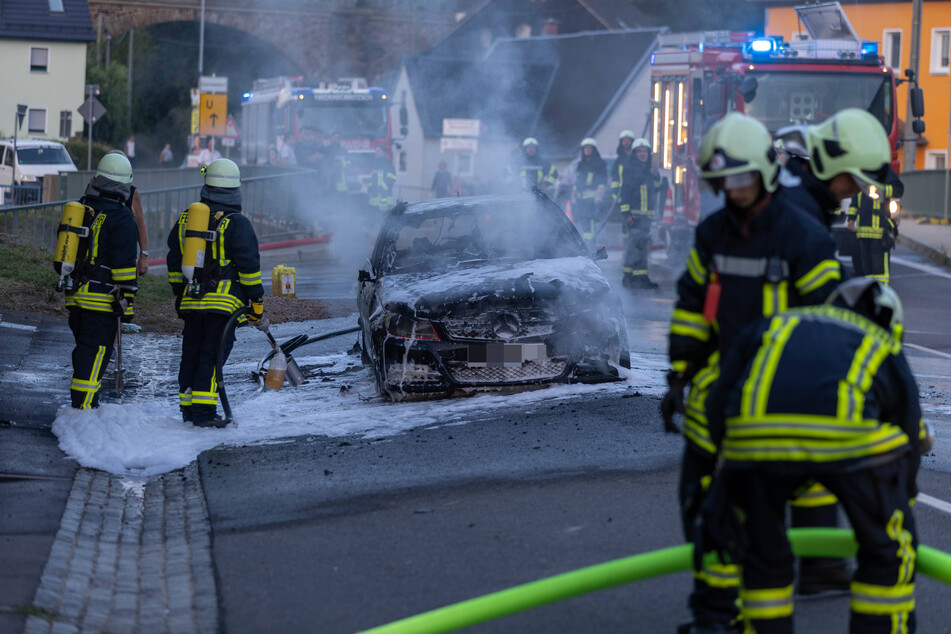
[368,156,397,211]
[707,304,924,473]
[63,193,139,317]
[166,200,264,316]
[847,169,903,242]
[507,151,558,191]
[669,189,842,379]
[573,155,607,203]
[611,153,662,217]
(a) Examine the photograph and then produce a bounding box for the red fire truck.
[648,1,913,258]
[240,76,393,189]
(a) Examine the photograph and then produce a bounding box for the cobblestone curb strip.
[25,464,218,633]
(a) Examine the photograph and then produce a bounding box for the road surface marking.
[918,493,951,515]
[0,321,37,331]
[891,255,951,281]
[905,342,951,361]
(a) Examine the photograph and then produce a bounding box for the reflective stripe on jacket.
[709,305,922,470]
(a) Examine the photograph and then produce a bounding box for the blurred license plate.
[467,343,546,367]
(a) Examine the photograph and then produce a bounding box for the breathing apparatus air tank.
[182,202,212,297]
[54,201,90,292]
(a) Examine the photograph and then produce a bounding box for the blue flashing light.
[242,92,253,101]
[651,51,655,65]
[861,41,879,56]
[749,38,774,54]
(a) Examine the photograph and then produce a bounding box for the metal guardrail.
[0,171,326,259]
[0,184,42,207]
[896,170,951,220]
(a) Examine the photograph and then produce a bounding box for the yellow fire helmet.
[698,112,779,193]
[805,108,890,189]
[95,152,133,184]
[202,158,241,188]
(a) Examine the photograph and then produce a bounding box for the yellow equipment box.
[271,265,297,298]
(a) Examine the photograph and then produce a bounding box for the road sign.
[220,137,236,147]
[77,97,107,124]
[440,137,478,153]
[199,93,227,136]
[442,118,481,137]
[199,75,228,94]
[190,108,199,134]
[224,114,240,139]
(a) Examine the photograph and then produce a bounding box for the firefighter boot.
[797,557,852,596]
[622,273,635,288]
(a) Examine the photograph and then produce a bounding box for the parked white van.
[0,139,78,202]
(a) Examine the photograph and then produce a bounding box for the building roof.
[402,55,558,140]
[0,0,95,43]
[483,28,663,158]
[426,0,653,59]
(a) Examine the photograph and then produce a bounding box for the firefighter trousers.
[680,444,742,629]
[622,215,652,281]
[68,307,118,409]
[178,312,237,423]
[573,198,598,245]
[722,458,917,634]
[856,237,891,284]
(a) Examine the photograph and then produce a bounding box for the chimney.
[542,18,559,36]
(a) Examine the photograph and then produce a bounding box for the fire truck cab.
[649,1,902,260]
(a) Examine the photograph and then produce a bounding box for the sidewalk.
[896,216,951,268]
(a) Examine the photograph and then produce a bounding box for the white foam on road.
[52,354,665,477]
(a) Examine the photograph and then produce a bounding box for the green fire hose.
[359,528,951,634]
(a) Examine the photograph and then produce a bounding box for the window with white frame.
[931,29,951,74]
[28,108,47,134]
[30,47,49,73]
[456,153,473,177]
[883,30,902,71]
[925,150,947,170]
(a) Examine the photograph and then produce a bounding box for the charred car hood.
[377,256,612,316]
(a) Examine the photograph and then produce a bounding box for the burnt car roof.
[392,193,547,219]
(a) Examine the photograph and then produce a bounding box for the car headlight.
[385,314,440,341]
[889,199,900,216]
[17,174,38,183]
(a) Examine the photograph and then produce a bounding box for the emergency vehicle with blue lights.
[649,2,902,237]
[239,76,392,167]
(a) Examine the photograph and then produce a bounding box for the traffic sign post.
[80,84,105,170]
[199,93,227,136]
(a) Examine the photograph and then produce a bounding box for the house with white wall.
[0,0,94,141]
[390,27,664,202]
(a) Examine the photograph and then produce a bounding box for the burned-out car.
[357,192,631,400]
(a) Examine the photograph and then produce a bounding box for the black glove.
[693,474,747,572]
[114,292,134,322]
[661,371,687,434]
[174,294,184,320]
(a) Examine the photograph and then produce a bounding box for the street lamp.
[12,104,27,190]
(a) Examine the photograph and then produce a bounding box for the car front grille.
[441,307,556,341]
[446,359,567,384]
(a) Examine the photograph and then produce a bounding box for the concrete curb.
[897,233,951,270]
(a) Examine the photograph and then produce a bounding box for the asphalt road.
[199,243,951,633]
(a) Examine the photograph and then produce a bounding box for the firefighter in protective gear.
[367,146,397,212]
[665,113,842,633]
[706,278,924,634]
[572,138,607,246]
[166,159,264,428]
[505,137,558,194]
[612,133,663,289]
[848,167,903,282]
[60,153,139,409]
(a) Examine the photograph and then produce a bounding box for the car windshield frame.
[375,198,587,276]
[742,70,893,133]
[15,146,74,165]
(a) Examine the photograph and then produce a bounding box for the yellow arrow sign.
[199,93,227,136]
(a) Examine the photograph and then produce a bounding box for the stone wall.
[87,2,458,82]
